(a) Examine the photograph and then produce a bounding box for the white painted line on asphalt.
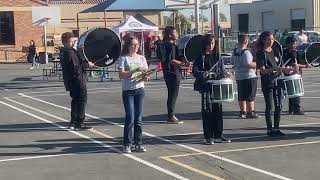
[19,93,293,180]
[0,150,111,163]
[2,99,189,180]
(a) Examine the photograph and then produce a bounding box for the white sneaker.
[36,63,40,68]
[29,67,34,70]
[122,145,131,153]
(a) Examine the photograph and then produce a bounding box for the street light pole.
[195,0,200,34]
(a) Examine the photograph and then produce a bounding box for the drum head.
[78,28,121,67]
[178,34,203,62]
[306,42,320,66]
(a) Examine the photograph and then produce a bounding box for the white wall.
[230,0,314,32]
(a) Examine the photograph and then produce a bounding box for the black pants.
[201,93,223,139]
[164,74,180,118]
[262,85,283,131]
[70,85,87,126]
[289,97,301,113]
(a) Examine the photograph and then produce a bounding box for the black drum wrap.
[77,28,121,67]
[295,42,320,65]
[177,34,204,62]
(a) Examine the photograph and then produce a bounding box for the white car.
[288,31,320,42]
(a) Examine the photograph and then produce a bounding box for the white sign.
[32,7,61,27]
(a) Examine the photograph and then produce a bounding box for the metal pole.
[195,0,200,34]
[76,13,80,38]
[44,25,48,64]
[104,10,107,27]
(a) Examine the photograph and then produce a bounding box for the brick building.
[0,0,46,61]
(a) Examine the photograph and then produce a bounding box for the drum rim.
[207,78,233,84]
[282,74,302,80]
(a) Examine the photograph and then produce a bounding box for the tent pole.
[104,10,107,27]
[76,13,80,38]
[141,32,145,57]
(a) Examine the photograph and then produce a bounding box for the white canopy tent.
[112,16,158,56]
[112,16,158,33]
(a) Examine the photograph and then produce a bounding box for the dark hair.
[61,32,75,44]
[121,36,141,56]
[30,40,35,45]
[257,31,273,51]
[163,26,176,42]
[286,36,296,45]
[238,33,248,44]
[202,34,216,53]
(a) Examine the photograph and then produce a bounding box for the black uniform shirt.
[162,41,181,77]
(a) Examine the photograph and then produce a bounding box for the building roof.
[47,0,108,4]
[80,0,172,13]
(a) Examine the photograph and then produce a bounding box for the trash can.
[39,52,48,64]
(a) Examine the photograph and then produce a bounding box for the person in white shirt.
[118,36,149,153]
[294,29,308,45]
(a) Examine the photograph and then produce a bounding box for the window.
[0,12,15,45]
[238,13,249,33]
[291,9,306,31]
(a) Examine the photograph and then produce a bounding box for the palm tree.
[164,12,191,35]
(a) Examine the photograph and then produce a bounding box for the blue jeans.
[122,88,145,146]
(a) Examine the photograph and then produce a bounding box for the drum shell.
[177,34,204,62]
[77,28,121,67]
[281,74,304,98]
[206,78,235,102]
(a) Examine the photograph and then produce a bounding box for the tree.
[164,12,191,35]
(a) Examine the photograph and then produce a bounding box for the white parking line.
[0,150,111,163]
[18,93,294,180]
[0,99,189,180]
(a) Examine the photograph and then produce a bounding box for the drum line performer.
[162,26,192,124]
[193,34,231,144]
[231,33,260,119]
[283,36,310,115]
[60,32,96,130]
[256,31,292,137]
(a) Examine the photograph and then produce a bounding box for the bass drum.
[77,28,121,67]
[248,39,283,57]
[177,34,204,62]
[295,42,320,65]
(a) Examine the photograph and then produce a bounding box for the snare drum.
[206,78,234,103]
[281,74,304,98]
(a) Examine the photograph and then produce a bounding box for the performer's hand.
[185,61,192,67]
[137,66,147,72]
[88,61,98,68]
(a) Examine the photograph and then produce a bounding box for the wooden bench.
[43,67,53,80]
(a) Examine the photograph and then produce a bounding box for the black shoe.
[74,124,93,130]
[214,136,231,143]
[246,111,260,119]
[238,111,247,118]
[267,130,276,137]
[133,145,147,152]
[274,130,286,137]
[293,111,306,115]
[67,121,75,130]
[204,139,214,145]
